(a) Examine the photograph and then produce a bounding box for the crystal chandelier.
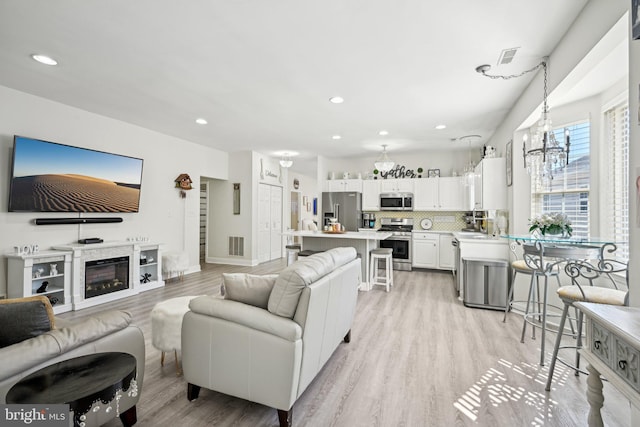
[476,59,570,189]
[374,144,394,172]
[521,62,570,188]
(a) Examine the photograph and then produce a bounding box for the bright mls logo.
[1,405,68,426]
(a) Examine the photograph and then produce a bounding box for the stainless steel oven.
[378,218,413,271]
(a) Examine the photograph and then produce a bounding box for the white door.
[258,184,271,263]
[270,185,283,260]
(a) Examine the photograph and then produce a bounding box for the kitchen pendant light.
[279,154,293,168]
[374,144,394,172]
[458,135,480,187]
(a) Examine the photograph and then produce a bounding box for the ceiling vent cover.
[497,47,519,65]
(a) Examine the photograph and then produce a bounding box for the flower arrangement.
[529,213,573,237]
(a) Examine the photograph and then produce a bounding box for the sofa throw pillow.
[222,273,278,309]
[0,296,55,348]
[268,251,337,318]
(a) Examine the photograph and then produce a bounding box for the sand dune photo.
[10,174,140,212]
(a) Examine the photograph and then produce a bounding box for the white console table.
[575,302,640,427]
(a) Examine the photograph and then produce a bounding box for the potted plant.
[417,167,423,178]
[373,169,379,179]
[529,213,573,237]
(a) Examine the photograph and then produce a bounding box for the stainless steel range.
[378,217,413,271]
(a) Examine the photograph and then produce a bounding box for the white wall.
[323,149,482,181]
[206,151,287,266]
[0,85,228,296]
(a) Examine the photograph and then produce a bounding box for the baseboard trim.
[206,256,259,266]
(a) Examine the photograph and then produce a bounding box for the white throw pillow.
[222,273,278,309]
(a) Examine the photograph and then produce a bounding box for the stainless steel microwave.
[380,193,413,211]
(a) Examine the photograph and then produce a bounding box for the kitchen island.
[283,230,392,291]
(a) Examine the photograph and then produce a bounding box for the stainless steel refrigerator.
[321,191,362,231]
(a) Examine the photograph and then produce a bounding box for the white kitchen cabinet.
[414,177,463,210]
[362,180,381,210]
[438,234,455,269]
[412,232,438,269]
[7,251,73,314]
[326,179,362,192]
[413,179,438,210]
[473,158,506,210]
[380,179,414,193]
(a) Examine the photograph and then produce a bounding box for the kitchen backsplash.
[365,211,467,231]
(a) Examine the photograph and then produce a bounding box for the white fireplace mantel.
[53,241,164,310]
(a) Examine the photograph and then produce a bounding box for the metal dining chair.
[545,243,629,391]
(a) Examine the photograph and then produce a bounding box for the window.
[604,102,629,262]
[531,121,590,240]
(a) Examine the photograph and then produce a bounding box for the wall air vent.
[497,47,519,65]
[228,236,244,256]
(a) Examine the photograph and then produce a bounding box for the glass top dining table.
[500,234,623,245]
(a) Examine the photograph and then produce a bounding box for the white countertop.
[412,230,454,235]
[283,230,393,240]
[452,231,507,244]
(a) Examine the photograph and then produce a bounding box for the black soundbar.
[34,217,123,225]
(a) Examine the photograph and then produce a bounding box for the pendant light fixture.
[458,135,480,187]
[374,144,394,172]
[476,58,570,188]
[279,153,293,168]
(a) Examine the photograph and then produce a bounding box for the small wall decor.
[427,169,440,178]
[506,140,513,186]
[233,183,241,215]
[634,0,640,40]
[293,178,300,189]
[174,173,193,198]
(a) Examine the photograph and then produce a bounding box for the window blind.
[604,103,629,262]
[531,121,590,240]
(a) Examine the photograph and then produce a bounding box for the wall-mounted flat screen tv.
[8,136,144,213]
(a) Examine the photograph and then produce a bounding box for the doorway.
[199,181,208,264]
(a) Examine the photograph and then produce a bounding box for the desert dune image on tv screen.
[9,137,143,213]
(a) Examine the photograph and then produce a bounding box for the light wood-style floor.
[59,261,630,427]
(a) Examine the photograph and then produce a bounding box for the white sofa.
[181,247,361,427]
[0,307,145,426]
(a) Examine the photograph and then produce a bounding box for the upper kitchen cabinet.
[362,180,381,211]
[326,178,362,192]
[472,158,506,210]
[414,177,463,211]
[380,178,414,193]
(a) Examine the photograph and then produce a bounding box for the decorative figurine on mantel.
[49,264,58,276]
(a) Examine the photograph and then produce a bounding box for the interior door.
[270,185,283,260]
[258,183,271,263]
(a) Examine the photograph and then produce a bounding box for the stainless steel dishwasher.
[462,257,509,310]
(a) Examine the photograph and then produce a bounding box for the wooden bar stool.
[369,248,393,292]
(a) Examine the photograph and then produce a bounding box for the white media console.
[7,241,164,313]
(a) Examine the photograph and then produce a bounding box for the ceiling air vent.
[497,47,519,65]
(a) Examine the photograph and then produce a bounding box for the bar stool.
[504,242,563,324]
[370,248,393,292]
[545,248,629,391]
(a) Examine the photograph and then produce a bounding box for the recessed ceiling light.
[332,135,342,140]
[31,54,58,66]
[329,96,344,104]
[435,124,446,130]
[379,130,389,136]
[195,118,208,125]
